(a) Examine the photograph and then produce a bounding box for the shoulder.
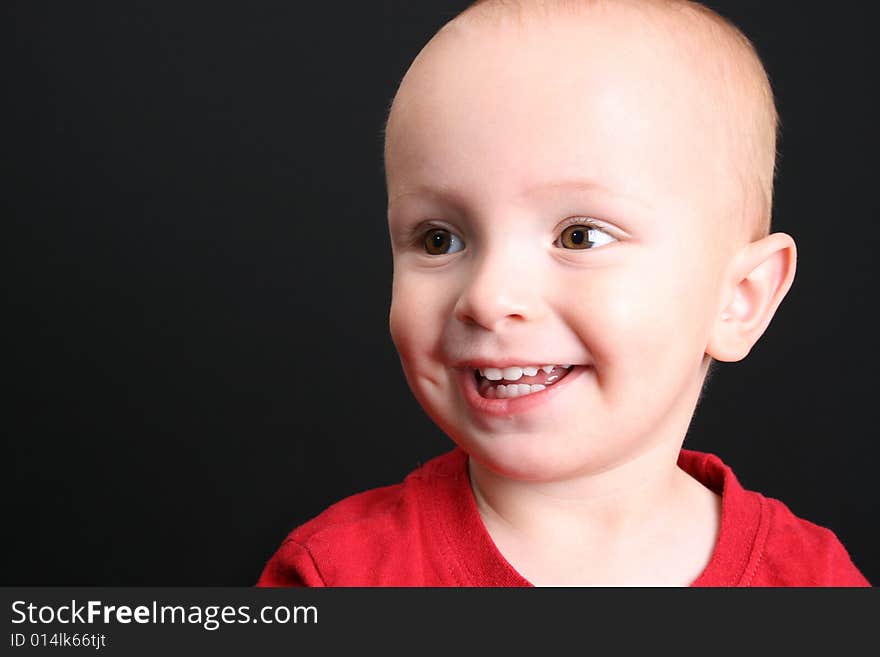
[751,494,870,586]
[256,448,469,586]
[681,450,870,587]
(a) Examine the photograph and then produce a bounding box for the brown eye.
[423,228,464,255]
[560,225,594,249]
[558,222,616,250]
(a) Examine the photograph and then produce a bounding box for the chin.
[454,430,595,483]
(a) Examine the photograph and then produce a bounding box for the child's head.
[383,0,796,482]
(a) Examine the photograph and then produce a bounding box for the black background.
[5,1,878,586]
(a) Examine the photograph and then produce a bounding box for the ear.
[707,232,797,362]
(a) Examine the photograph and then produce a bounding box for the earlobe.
[707,233,797,362]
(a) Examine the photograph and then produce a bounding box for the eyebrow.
[390,178,652,209]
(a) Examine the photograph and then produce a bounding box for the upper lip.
[457,360,578,369]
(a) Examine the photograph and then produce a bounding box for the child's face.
[385,14,744,481]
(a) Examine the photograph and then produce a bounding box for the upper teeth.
[478,365,572,381]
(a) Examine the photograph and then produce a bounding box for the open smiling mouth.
[473,365,575,399]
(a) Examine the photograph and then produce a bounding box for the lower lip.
[457,366,588,417]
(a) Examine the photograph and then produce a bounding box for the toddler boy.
[258,0,869,586]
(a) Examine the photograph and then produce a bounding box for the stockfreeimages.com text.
[11,600,317,631]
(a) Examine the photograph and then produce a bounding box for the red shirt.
[256,448,869,587]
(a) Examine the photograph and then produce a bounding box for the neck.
[469,440,683,541]
[467,441,719,586]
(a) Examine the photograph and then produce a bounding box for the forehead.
[385,12,733,226]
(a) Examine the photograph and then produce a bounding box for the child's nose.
[453,248,542,330]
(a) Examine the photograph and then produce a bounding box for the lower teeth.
[483,383,547,399]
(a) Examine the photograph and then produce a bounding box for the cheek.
[564,257,717,368]
[389,272,448,365]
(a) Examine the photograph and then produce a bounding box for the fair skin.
[384,7,796,585]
